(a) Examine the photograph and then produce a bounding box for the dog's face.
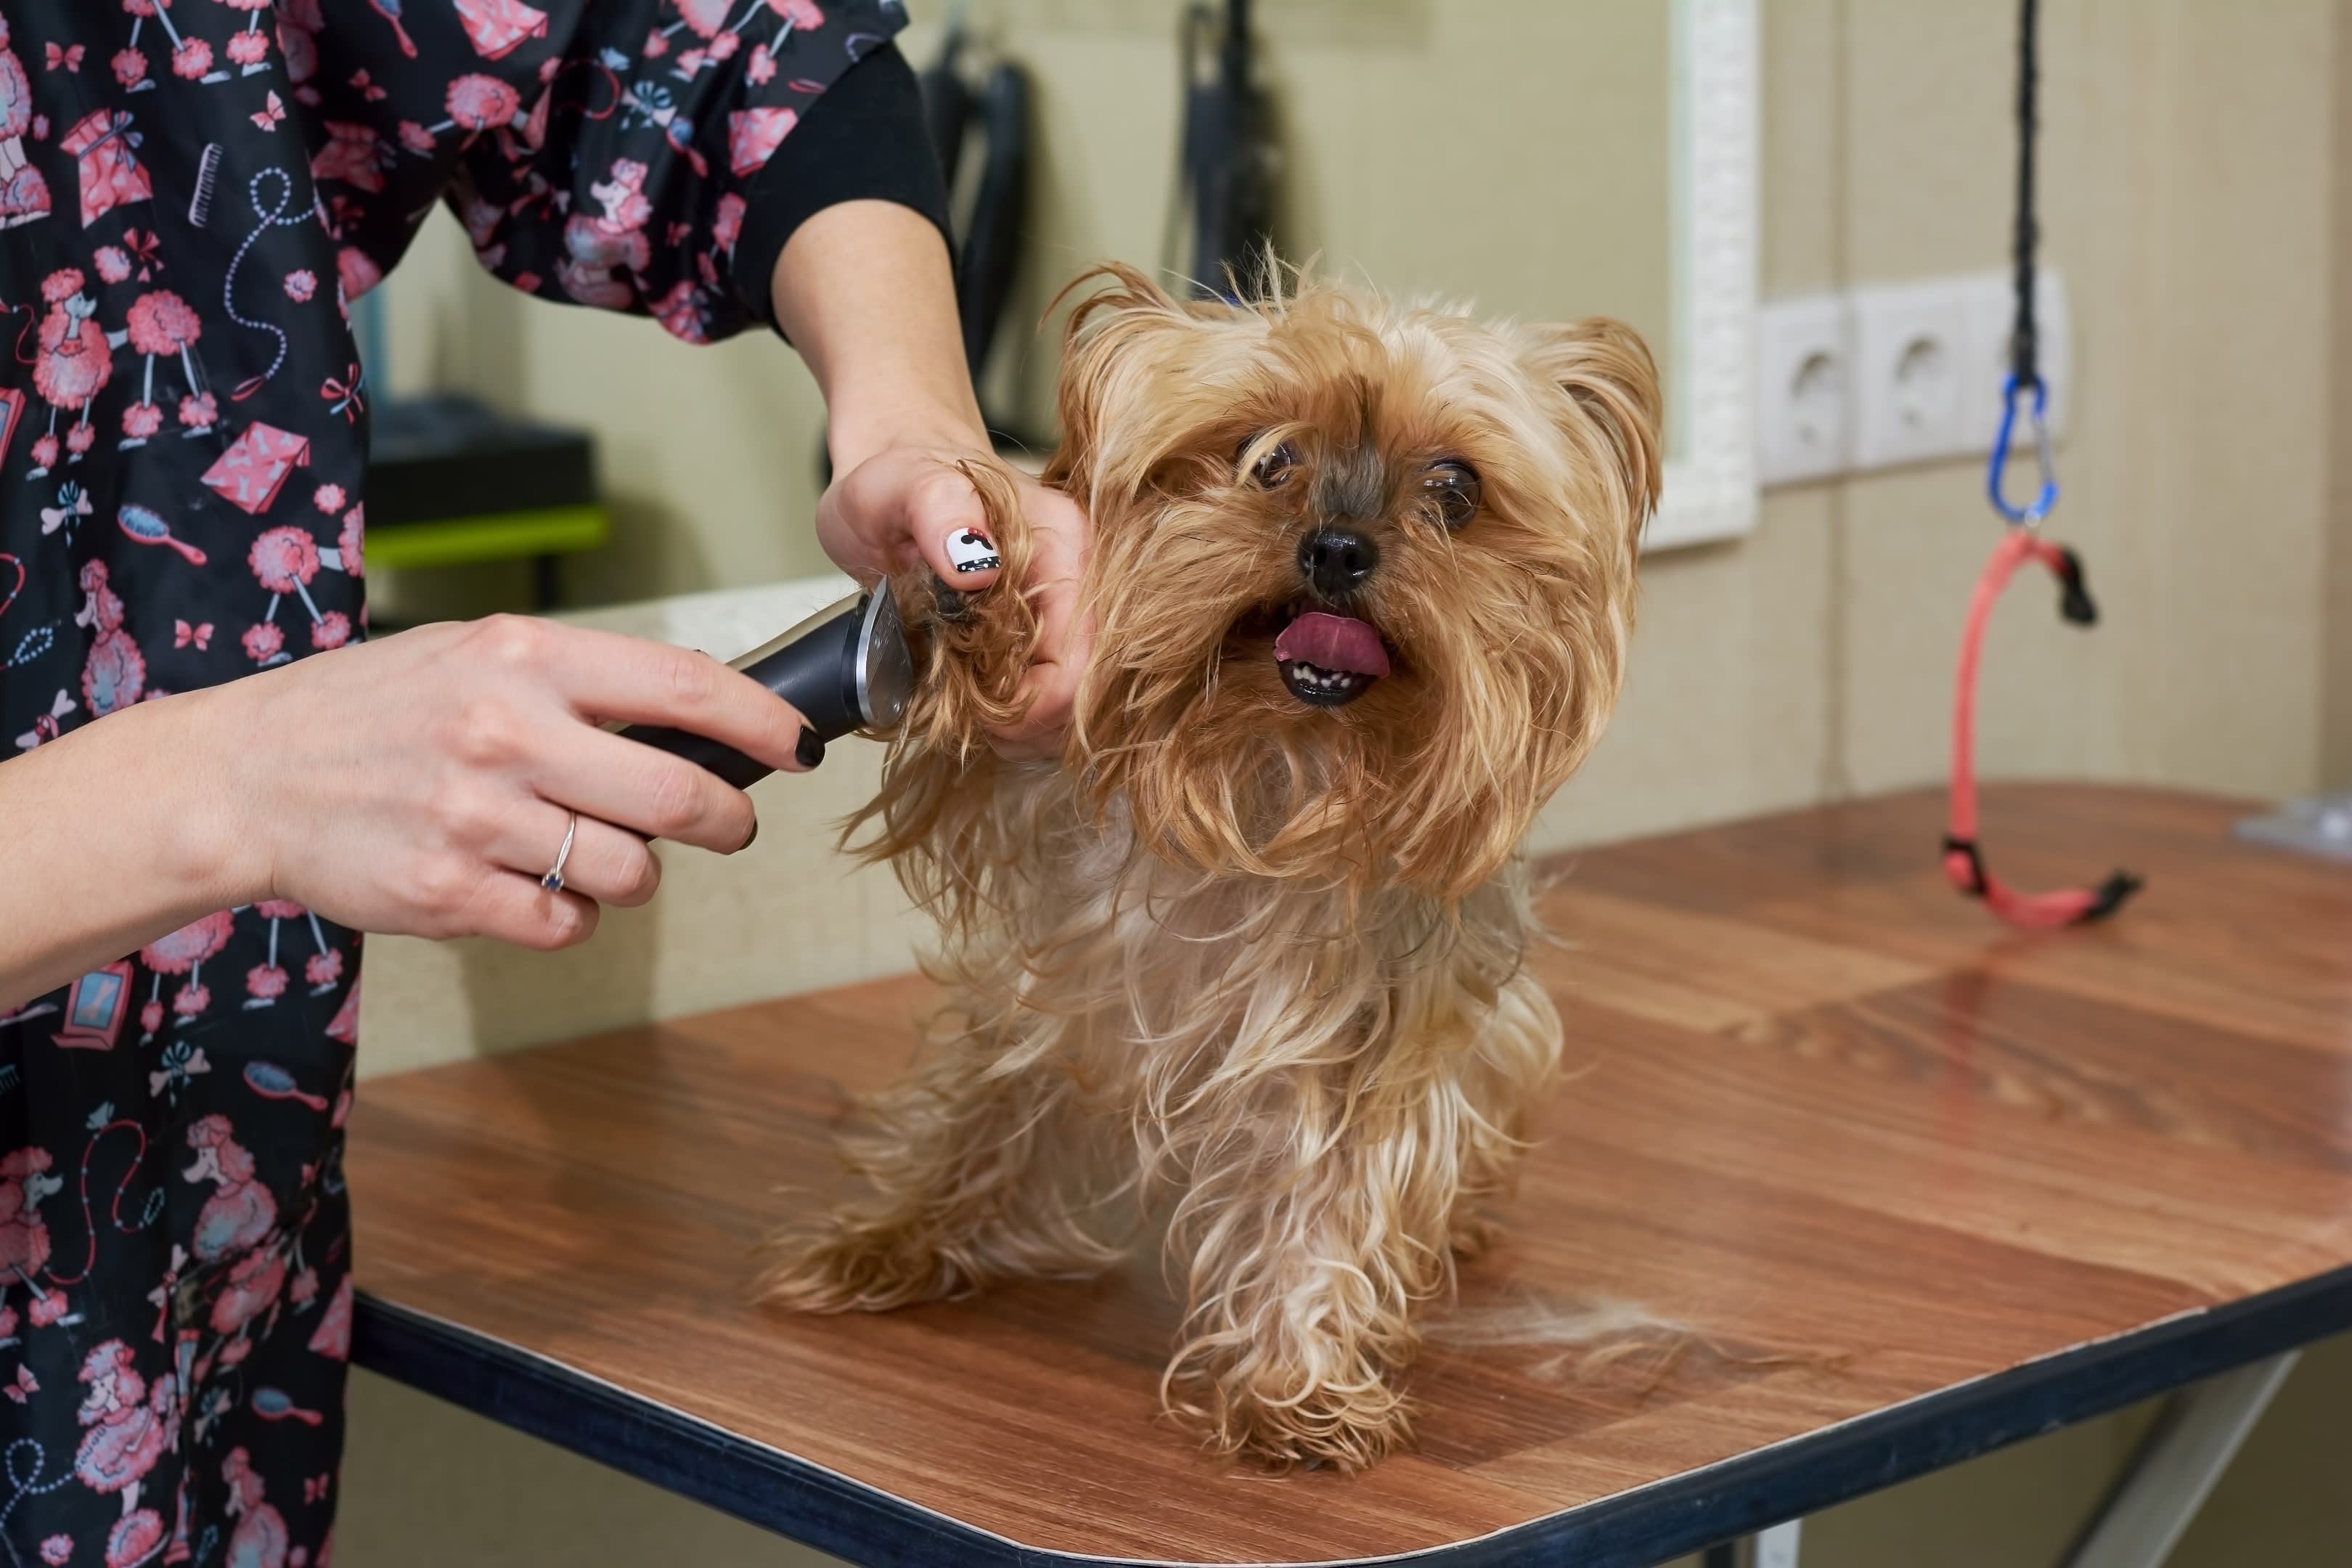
[1046,266,1661,897]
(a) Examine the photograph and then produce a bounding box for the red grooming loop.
[1944,0,2139,929]
[1943,528,2139,926]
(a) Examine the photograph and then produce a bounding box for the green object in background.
[364,505,610,571]
[364,396,608,612]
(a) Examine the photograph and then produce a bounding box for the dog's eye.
[1424,461,1481,528]
[1251,440,1300,489]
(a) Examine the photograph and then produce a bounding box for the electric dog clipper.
[613,582,915,789]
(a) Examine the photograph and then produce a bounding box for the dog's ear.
[1519,318,1665,534]
[1043,263,1237,507]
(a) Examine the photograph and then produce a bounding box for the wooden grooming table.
[346,785,2352,1567]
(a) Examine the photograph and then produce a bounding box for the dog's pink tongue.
[1273,613,1392,678]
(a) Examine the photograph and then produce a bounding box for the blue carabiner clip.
[1987,372,2058,526]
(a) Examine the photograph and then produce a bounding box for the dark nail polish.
[796,727,825,769]
[738,818,759,852]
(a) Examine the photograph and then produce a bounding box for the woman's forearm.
[4,613,824,1012]
[769,198,987,473]
[769,192,1090,754]
[0,691,253,1010]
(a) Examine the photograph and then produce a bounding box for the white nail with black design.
[946,527,1001,575]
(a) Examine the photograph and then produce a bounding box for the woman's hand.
[0,616,814,1008]
[814,443,1090,757]
[210,616,814,952]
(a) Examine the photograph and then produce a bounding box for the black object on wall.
[919,23,1034,446]
[1173,0,1277,300]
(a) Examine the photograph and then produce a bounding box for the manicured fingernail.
[738,818,759,851]
[796,727,825,769]
[944,526,1000,576]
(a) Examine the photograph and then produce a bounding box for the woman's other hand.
[772,199,1094,760]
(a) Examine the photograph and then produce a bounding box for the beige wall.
[369,0,1677,619]
[2332,0,2352,791]
[340,1,2350,1564]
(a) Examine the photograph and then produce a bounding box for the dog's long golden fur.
[762,263,1660,1471]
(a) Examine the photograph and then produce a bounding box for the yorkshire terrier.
[762,263,1661,1471]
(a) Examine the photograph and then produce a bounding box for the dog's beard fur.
[761,263,1661,1471]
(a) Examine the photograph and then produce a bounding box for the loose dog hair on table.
[761,261,1661,1471]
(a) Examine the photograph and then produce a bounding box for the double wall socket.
[1755,269,2070,488]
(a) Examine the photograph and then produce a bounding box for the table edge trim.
[354,1263,2352,1568]
[352,1294,1034,1567]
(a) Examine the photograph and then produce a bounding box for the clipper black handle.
[611,584,913,790]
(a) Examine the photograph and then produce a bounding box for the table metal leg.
[2062,1350,2300,1568]
[1699,1522,1801,1568]
[1694,1352,2292,1568]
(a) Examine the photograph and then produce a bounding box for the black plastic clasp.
[1943,835,1988,897]
[2075,870,2143,923]
[2009,326,2041,401]
[2054,547,2099,626]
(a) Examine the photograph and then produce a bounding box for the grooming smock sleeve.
[301,0,928,344]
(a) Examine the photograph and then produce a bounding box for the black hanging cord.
[2009,0,2041,392]
[1166,0,1275,300]
[1987,0,2057,524]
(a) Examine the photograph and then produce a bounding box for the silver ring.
[540,812,578,894]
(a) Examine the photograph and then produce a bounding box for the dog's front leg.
[761,1016,1120,1312]
[1159,1079,1455,1471]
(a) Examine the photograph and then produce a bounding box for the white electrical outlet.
[1851,280,1969,470]
[1959,268,2070,455]
[1755,293,1850,486]
[1754,269,2075,489]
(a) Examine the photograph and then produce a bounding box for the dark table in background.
[364,395,608,613]
[346,785,2352,1567]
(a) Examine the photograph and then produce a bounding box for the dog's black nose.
[1298,527,1379,601]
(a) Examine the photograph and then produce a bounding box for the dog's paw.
[1174,1358,1418,1473]
[757,1220,972,1313]
[1225,1387,1417,1474]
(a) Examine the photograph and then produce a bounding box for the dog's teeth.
[1281,658,1371,701]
